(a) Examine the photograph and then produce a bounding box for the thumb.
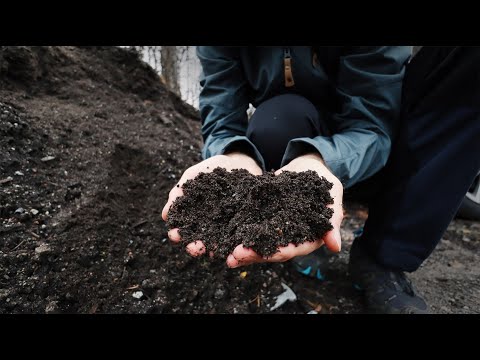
[162,184,184,221]
[323,228,341,252]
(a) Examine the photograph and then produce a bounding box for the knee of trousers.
[246,94,321,169]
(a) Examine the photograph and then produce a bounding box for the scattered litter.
[14,207,25,214]
[307,310,318,314]
[240,271,247,278]
[14,171,24,176]
[132,291,143,299]
[306,300,323,313]
[30,209,39,215]
[270,283,297,311]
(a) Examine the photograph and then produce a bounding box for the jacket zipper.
[284,47,295,87]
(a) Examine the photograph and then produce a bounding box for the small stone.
[14,171,24,176]
[132,291,143,299]
[214,288,226,299]
[142,279,153,288]
[30,209,39,215]
[45,301,59,313]
[41,156,56,162]
[0,289,10,300]
[0,177,14,184]
[35,243,51,255]
[462,237,471,242]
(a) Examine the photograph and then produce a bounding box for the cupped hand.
[162,152,262,256]
[226,152,344,268]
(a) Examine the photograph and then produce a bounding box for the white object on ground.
[270,283,297,311]
[35,243,51,254]
[132,291,143,299]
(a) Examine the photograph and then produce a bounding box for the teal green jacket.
[197,46,411,188]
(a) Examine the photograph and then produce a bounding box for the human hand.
[162,152,262,256]
[226,152,344,268]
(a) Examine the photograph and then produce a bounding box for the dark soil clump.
[167,168,334,258]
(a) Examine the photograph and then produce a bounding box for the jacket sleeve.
[196,46,265,169]
[281,46,412,188]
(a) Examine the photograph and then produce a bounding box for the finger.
[323,229,340,252]
[324,203,343,252]
[228,245,263,268]
[226,254,239,268]
[267,240,323,262]
[186,241,206,257]
[168,228,182,243]
[162,184,184,221]
[323,177,344,252]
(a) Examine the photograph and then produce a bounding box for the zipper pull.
[284,48,295,87]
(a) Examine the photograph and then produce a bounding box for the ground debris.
[270,283,297,311]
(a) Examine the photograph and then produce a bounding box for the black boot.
[349,237,429,314]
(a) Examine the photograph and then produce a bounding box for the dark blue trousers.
[361,47,480,272]
[246,47,480,272]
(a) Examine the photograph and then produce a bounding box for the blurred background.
[129,46,201,108]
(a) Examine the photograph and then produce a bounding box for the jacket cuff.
[281,137,352,187]
[203,136,266,171]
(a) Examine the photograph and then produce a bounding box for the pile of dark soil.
[167,168,333,258]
